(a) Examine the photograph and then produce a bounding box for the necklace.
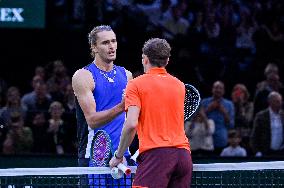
[99,67,116,83]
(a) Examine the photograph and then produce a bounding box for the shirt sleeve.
[125,80,141,111]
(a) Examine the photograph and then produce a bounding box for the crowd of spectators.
[0,0,284,157]
[0,60,77,155]
[49,0,283,89]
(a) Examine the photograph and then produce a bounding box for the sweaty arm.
[72,69,125,129]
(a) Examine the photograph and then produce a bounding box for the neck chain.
[99,66,117,83]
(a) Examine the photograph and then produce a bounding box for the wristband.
[114,150,123,159]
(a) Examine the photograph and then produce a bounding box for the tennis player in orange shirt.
[109,38,192,188]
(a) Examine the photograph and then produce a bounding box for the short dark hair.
[142,38,171,67]
[88,25,113,46]
[228,129,241,138]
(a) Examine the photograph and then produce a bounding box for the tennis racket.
[184,84,201,121]
[90,130,112,167]
[90,130,131,179]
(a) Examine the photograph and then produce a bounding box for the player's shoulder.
[168,73,183,83]
[72,68,93,84]
[73,68,91,78]
[72,68,95,92]
[131,73,146,82]
[124,69,132,76]
[115,65,133,81]
[125,69,133,81]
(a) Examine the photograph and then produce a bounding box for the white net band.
[1,161,284,176]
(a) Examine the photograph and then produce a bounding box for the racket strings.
[184,84,201,121]
[91,131,112,167]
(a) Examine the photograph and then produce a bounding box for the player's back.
[127,68,189,153]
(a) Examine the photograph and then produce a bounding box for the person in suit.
[250,91,284,157]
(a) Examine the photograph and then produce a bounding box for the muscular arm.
[72,69,126,129]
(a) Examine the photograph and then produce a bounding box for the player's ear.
[144,55,150,65]
[165,58,169,66]
[91,44,98,53]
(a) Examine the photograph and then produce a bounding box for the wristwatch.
[114,150,123,159]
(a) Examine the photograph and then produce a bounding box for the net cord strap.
[1,161,284,176]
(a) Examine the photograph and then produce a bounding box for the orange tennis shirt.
[125,67,190,154]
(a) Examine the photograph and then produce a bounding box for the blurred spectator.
[2,111,33,154]
[22,82,52,118]
[46,101,75,154]
[234,6,258,71]
[191,11,205,35]
[231,83,254,128]
[185,107,215,156]
[235,7,257,53]
[160,4,190,40]
[21,75,49,110]
[250,91,284,157]
[34,66,46,81]
[30,112,49,153]
[0,0,284,158]
[0,86,27,126]
[202,81,235,154]
[63,83,75,111]
[62,83,76,118]
[253,63,284,115]
[261,20,284,43]
[72,0,85,23]
[220,129,247,157]
[204,11,220,40]
[137,0,171,31]
[46,60,71,103]
[258,19,284,69]
[231,83,253,154]
[62,83,77,147]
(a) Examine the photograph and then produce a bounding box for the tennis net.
[1,161,284,187]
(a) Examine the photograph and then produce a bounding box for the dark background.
[0,0,284,98]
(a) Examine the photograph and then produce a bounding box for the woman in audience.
[231,83,253,154]
[185,107,215,156]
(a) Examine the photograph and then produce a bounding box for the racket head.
[90,130,112,167]
[184,84,201,121]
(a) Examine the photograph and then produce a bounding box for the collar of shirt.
[146,67,167,75]
[269,107,280,117]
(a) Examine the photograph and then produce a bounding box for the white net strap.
[0,166,137,176]
[1,161,284,176]
[194,161,284,171]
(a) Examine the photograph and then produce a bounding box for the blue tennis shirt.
[76,62,130,161]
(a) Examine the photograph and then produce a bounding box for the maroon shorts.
[132,147,192,188]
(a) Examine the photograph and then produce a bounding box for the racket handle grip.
[117,163,131,175]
